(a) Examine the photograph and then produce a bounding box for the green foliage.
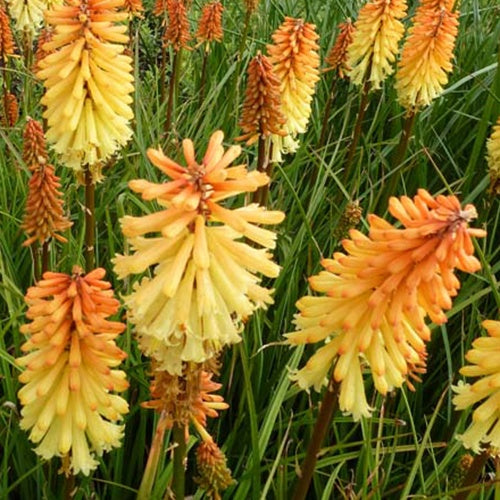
[0,0,499,498]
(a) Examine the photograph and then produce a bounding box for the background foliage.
[0,0,499,498]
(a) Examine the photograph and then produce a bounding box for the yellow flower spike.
[395,0,459,110]
[487,117,500,195]
[347,0,407,89]
[114,131,284,373]
[453,320,500,453]
[267,17,320,162]
[37,0,134,175]
[287,190,485,420]
[17,267,129,476]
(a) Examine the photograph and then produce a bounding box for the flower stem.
[292,373,339,500]
[41,241,50,274]
[318,77,337,149]
[172,423,186,500]
[343,79,371,183]
[198,47,209,109]
[84,167,95,271]
[238,10,252,63]
[453,450,490,500]
[165,50,180,136]
[137,411,169,500]
[252,136,270,205]
[386,111,416,190]
[33,241,40,282]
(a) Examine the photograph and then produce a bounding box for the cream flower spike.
[37,0,134,175]
[114,131,284,374]
[6,0,61,34]
[453,320,500,453]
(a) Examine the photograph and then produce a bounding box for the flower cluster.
[17,267,129,475]
[395,0,459,110]
[287,190,485,419]
[2,91,18,127]
[21,119,72,246]
[164,0,190,51]
[238,52,287,146]
[487,117,500,195]
[347,0,407,89]
[453,320,500,453]
[37,0,134,174]
[114,131,284,374]
[325,19,355,79]
[268,17,320,162]
[6,0,57,34]
[0,6,15,60]
[196,1,223,45]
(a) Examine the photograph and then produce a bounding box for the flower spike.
[325,19,355,79]
[114,131,284,373]
[17,267,129,476]
[268,17,320,162]
[453,320,500,453]
[287,190,485,420]
[37,0,134,174]
[347,0,407,89]
[487,117,500,195]
[395,0,459,110]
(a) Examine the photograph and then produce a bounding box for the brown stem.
[318,78,338,149]
[171,423,186,500]
[292,373,339,500]
[377,111,417,212]
[252,136,270,205]
[84,167,95,271]
[41,240,50,274]
[453,450,490,500]
[343,79,371,183]
[33,241,40,282]
[165,51,179,136]
[137,411,169,500]
[198,47,209,109]
[160,42,168,104]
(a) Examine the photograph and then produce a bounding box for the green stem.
[198,47,209,109]
[171,423,186,500]
[292,372,339,500]
[453,450,490,500]
[343,78,371,183]
[238,10,252,63]
[137,411,169,500]
[165,50,180,136]
[84,167,95,271]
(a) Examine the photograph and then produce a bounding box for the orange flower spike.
[2,91,18,127]
[238,52,287,146]
[325,19,356,79]
[33,28,53,74]
[17,267,128,476]
[268,17,320,161]
[164,0,190,51]
[0,7,15,61]
[153,0,168,16]
[196,1,223,45]
[347,0,407,89]
[23,118,49,169]
[395,0,459,110]
[287,190,485,420]
[123,0,144,17]
[21,119,72,246]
